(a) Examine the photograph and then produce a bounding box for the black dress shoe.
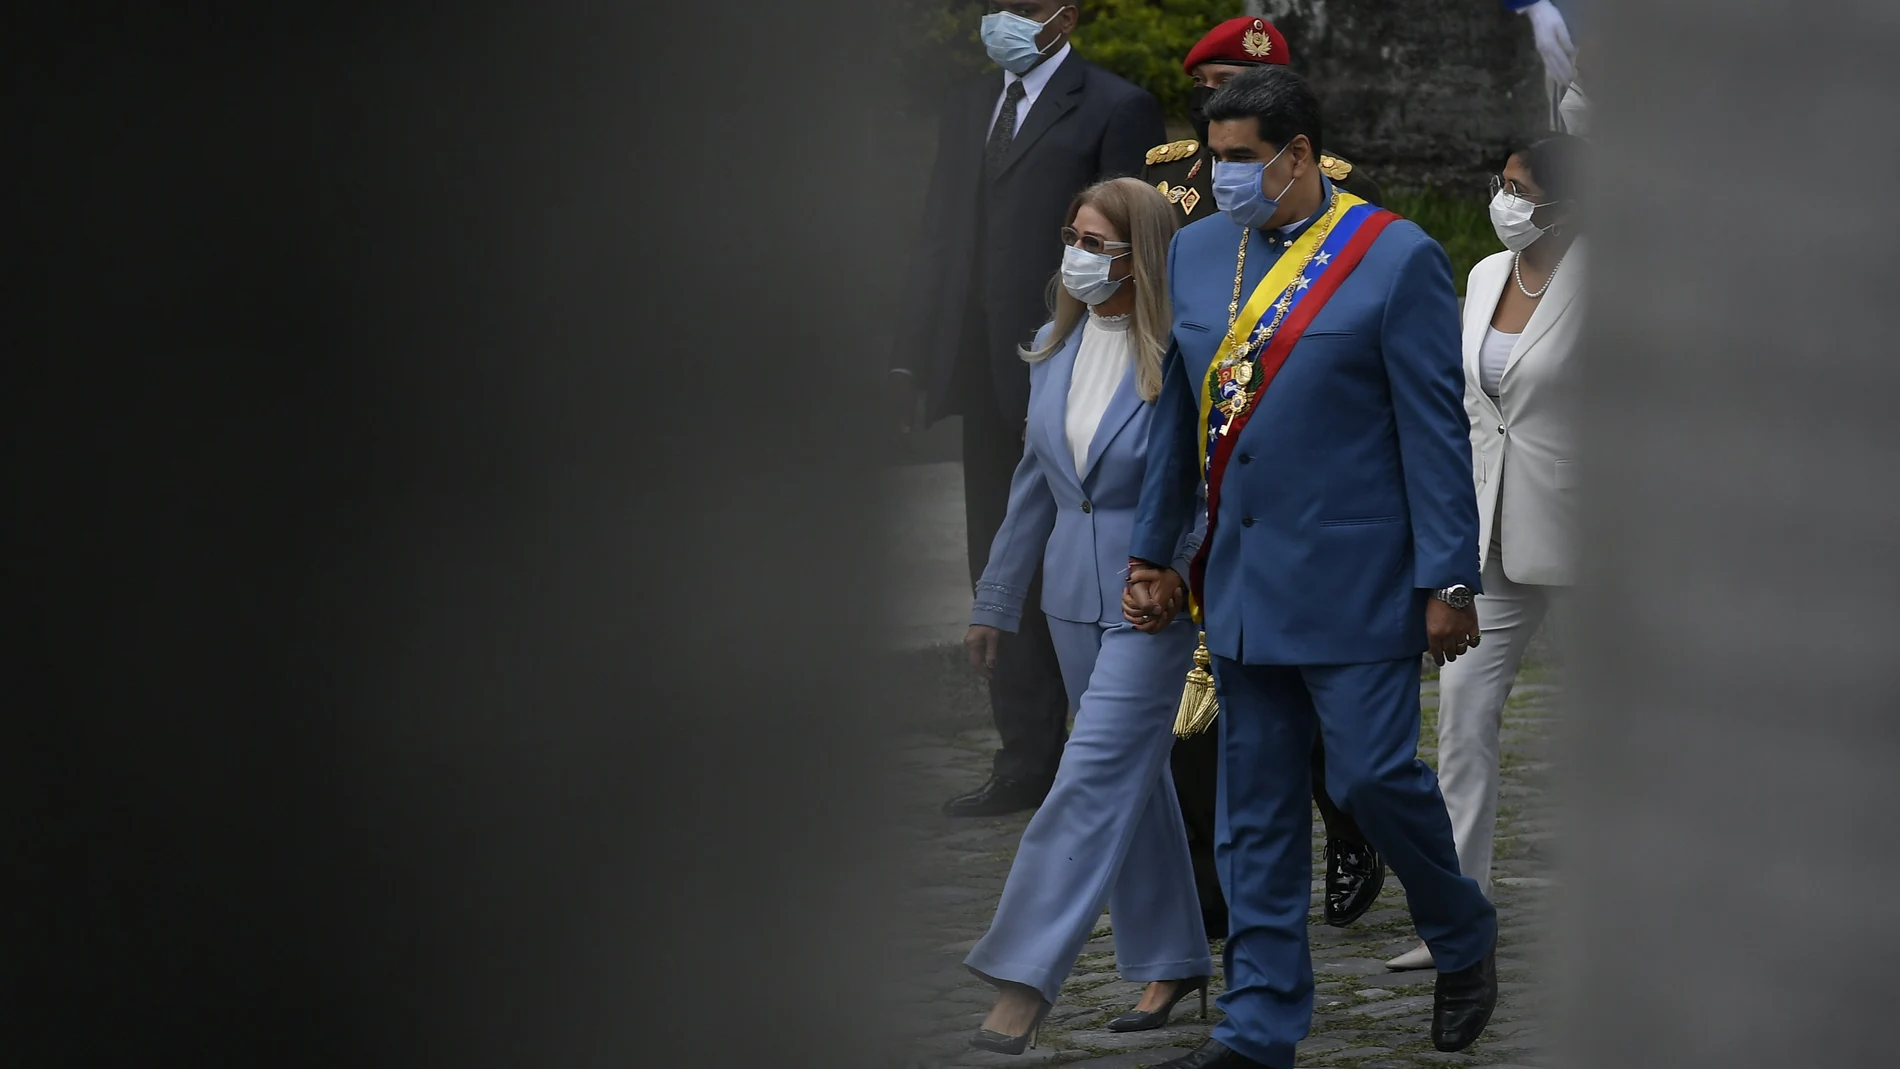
[941,776,1048,818]
[1322,838,1385,927]
[1432,948,1498,1052]
[1151,1039,1270,1068]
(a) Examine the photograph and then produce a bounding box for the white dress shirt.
[990,42,1073,137]
[1065,311,1133,477]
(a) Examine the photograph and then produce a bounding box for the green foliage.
[1071,0,1236,118]
[1383,188,1503,296]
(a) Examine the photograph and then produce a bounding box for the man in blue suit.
[1124,66,1498,1069]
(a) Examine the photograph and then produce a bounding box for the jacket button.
[1241,515,1255,527]
[1238,453,1252,464]
[1497,424,1506,434]
[1080,500,1092,513]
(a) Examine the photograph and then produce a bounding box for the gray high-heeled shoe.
[970,994,1053,1056]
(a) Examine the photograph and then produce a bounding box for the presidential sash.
[1186,193,1400,619]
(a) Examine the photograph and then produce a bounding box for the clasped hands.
[1122,558,1185,635]
[1117,557,1485,664]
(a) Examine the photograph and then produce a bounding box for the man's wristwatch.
[1432,584,1475,610]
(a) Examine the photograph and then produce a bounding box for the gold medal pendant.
[1234,361,1253,386]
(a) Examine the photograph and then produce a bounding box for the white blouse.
[1065,312,1134,477]
[1478,325,1519,398]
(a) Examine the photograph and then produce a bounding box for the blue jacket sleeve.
[971,340,1058,632]
[1380,227,1484,593]
[1132,232,1202,569]
[1169,481,1208,580]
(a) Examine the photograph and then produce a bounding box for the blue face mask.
[1211,142,1295,231]
[980,7,1067,75]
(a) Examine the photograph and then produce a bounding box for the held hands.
[1122,562,1185,634]
[1425,600,1483,667]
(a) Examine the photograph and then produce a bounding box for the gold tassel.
[1173,631,1220,738]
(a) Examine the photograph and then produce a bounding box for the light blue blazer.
[973,320,1205,632]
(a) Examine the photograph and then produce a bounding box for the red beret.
[1182,16,1292,74]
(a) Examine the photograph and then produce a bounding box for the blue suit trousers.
[1209,656,1497,1067]
[965,619,1212,1004]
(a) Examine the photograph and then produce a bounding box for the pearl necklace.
[1513,248,1567,299]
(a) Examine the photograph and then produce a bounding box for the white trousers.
[1436,540,1566,899]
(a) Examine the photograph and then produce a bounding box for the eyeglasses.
[1488,174,1545,204]
[1061,227,1131,256]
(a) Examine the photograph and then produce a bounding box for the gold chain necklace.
[1218,192,1341,375]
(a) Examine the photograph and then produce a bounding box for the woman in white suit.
[962,177,1211,1053]
[1389,134,1587,971]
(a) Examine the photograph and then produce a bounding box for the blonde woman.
[963,177,1210,1055]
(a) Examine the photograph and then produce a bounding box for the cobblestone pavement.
[893,658,1558,1069]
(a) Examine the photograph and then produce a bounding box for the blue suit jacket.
[1130,184,1482,665]
[973,321,1205,632]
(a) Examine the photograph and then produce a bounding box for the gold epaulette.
[1319,154,1354,182]
[1145,139,1200,166]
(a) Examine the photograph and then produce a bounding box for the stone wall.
[1249,0,1551,187]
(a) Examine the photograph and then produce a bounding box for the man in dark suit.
[889,1,1165,817]
[1140,14,1389,940]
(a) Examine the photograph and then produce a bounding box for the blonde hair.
[1019,177,1179,402]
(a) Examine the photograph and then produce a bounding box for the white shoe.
[1385,942,1434,971]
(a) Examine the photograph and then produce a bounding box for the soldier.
[1142,16,1384,230]
[1141,14,1387,941]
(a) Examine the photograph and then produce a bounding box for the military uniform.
[1143,140,1385,225]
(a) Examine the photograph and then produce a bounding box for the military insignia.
[1145,139,1200,166]
[1319,154,1353,182]
[1156,180,1172,196]
[1185,156,1204,181]
[1242,19,1274,59]
[1179,188,1200,216]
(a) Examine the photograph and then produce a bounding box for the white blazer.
[1461,239,1586,587]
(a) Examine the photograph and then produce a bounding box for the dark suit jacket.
[892,52,1165,427]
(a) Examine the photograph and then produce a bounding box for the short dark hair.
[1202,64,1323,157]
[1505,133,1587,203]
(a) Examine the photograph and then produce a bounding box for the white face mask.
[1060,243,1130,305]
[1489,190,1551,253]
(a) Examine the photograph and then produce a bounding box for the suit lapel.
[1080,360,1141,485]
[1039,325,1086,492]
[1465,256,1510,414]
[993,55,1085,182]
[1505,237,1586,379]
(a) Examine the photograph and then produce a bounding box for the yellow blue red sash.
[1186,193,1400,619]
